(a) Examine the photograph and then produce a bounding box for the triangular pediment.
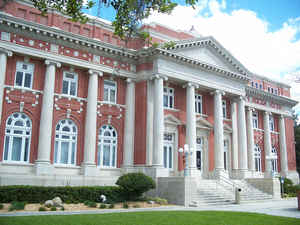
[164,114,182,125]
[196,117,213,129]
[167,37,249,75]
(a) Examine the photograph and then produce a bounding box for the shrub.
[9,201,26,211]
[154,197,168,205]
[38,207,46,211]
[84,200,91,206]
[87,201,97,208]
[50,206,57,211]
[0,186,124,203]
[122,202,129,209]
[99,203,106,209]
[116,173,155,200]
[61,206,65,211]
[108,204,114,209]
[45,203,52,208]
[133,204,140,208]
[280,178,300,196]
[0,203,3,210]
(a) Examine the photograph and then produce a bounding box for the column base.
[81,163,97,176]
[122,166,137,174]
[149,165,169,178]
[264,171,274,178]
[212,168,228,179]
[35,161,54,175]
[236,169,252,179]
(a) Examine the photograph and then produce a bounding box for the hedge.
[0,186,125,203]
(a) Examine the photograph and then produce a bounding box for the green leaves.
[30,0,198,40]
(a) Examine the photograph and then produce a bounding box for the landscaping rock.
[45,200,54,207]
[52,197,63,207]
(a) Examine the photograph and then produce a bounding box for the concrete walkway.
[1,198,299,219]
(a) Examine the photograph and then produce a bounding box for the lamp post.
[179,144,194,177]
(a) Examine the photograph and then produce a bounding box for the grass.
[0,211,299,225]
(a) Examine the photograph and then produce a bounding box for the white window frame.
[54,119,77,165]
[97,125,118,168]
[163,133,174,170]
[15,61,34,89]
[103,80,117,104]
[271,147,278,173]
[253,111,258,129]
[163,87,174,109]
[3,112,32,163]
[222,100,227,118]
[254,145,262,172]
[62,71,78,96]
[269,115,275,132]
[195,94,202,114]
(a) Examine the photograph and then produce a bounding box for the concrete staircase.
[189,178,273,207]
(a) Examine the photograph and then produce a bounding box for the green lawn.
[0,211,299,225]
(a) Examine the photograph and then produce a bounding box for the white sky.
[144,0,300,114]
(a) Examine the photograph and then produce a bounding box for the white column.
[231,101,238,171]
[146,80,154,166]
[152,75,165,168]
[82,70,102,175]
[123,78,136,168]
[246,107,255,172]
[36,60,61,174]
[213,90,224,172]
[279,115,288,176]
[264,111,272,177]
[237,97,248,174]
[0,49,12,124]
[186,82,198,170]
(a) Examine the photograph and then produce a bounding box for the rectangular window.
[222,100,226,118]
[255,83,258,88]
[269,116,275,131]
[259,84,263,90]
[62,72,78,96]
[195,94,202,114]
[251,81,254,87]
[274,89,278,95]
[15,61,34,89]
[163,87,174,109]
[253,111,258,129]
[104,80,117,103]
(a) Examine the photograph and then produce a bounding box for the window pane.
[62,80,69,94]
[104,88,109,101]
[54,141,58,163]
[62,135,69,139]
[60,142,69,164]
[65,73,74,79]
[169,147,172,169]
[169,97,173,108]
[24,73,32,88]
[112,146,116,167]
[70,82,76,96]
[62,126,70,132]
[103,145,110,166]
[110,90,116,103]
[71,143,76,164]
[97,145,101,166]
[24,138,29,161]
[163,146,167,168]
[14,130,23,134]
[12,137,22,161]
[163,95,168,107]
[15,120,24,127]
[15,72,23,86]
[4,136,9,160]
[104,80,115,87]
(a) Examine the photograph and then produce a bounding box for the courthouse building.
[0,0,298,197]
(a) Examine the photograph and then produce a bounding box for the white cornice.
[0,41,137,79]
[246,86,297,107]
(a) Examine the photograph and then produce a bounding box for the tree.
[28,0,198,39]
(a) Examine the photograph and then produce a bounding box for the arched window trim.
[254,144,262,172]
[3,112,32,163]
[54,119,77,166]
[97,125,118,168]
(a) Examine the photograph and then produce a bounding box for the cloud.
[144,0,300,111]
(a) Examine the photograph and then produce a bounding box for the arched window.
[271,147,278,173]
[254,145,262,172]
[3,112,32,162]
[54,119,77,165]
[97,125,117,168]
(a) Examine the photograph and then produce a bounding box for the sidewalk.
[1,198,299,218]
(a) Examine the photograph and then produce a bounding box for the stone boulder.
[52,197,63,207]
[44,200,54,207]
